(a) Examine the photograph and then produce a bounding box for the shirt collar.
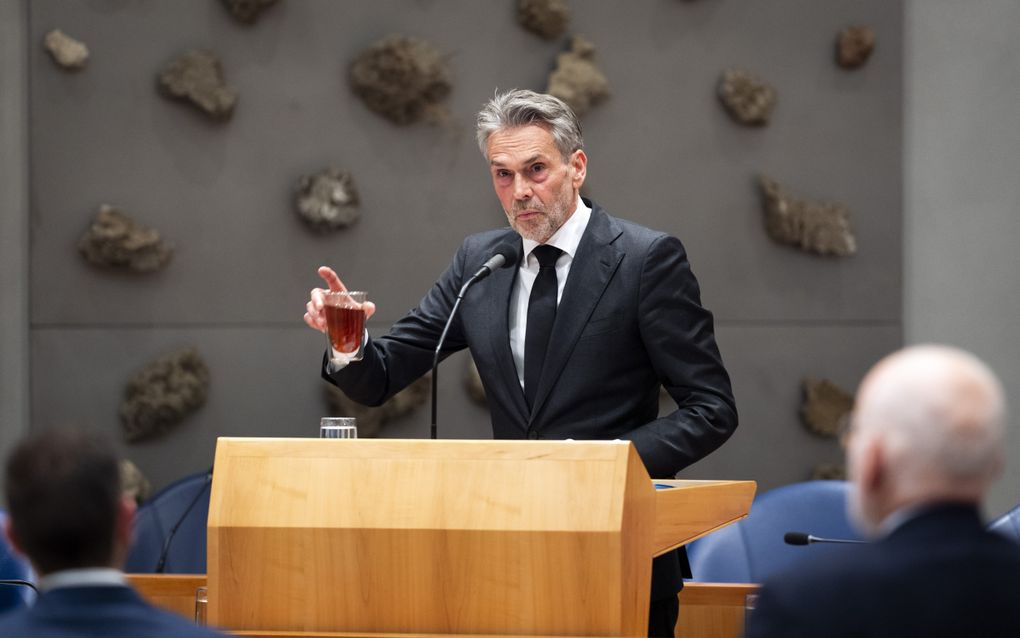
[38,568,127,592]
[520,195,591,262]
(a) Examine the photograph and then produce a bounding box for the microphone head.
[784,531,811,546]
[491,242,519,269]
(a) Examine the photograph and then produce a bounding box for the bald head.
[848,345,1007,534]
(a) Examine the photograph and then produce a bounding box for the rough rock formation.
[220,0,280,24]
[325,374,431,438]
[836,25,876,69]
[801,377,854,438]
[717,69,776,126]
[547,36,609,117]
[518,0,570,40]
[120,459,152,505]
[78,205,173,273]
[44,29,89,70]
[158,50,237,121]
[120,348,210,443]
[349,35,452,125]
[295,168,360,232]
[759,176,857,257]
[465,358,487,405]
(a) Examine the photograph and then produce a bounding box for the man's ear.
[858,436,886,496]
[3,517,27,559]
[570,149,587,189]
[115,495,137,549]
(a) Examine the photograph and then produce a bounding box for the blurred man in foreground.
[747,345,1020,638]
[0,428,225,637]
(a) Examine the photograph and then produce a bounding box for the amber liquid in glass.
[325,305,364,353]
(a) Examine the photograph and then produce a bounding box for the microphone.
[784,531,867,546]
[430,243,519,439]
[154,469,213,573]
[0,579,38,594]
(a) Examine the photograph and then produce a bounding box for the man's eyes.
[494,165,546,179]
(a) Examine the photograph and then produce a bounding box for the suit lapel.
[528,207,623,423]
[487,252,530,425]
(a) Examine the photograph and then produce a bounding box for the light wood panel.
[652,480,756,556]
[126,574,204,620]
[207,438,656,636]
[128,574,756,638]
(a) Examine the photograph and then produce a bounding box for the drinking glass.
[320,417,358,439]
[323,291,368,363]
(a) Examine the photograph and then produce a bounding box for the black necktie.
[524,245,562,409]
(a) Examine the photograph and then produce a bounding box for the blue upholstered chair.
[124,470,212,574]
[988,504,1020,544]
[0,509,35,612]
[686,480,864,583]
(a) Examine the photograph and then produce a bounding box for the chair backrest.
[0,509,35,612]
[988,504,1020,544]
[687,480,864,583]
[124,470,212,574]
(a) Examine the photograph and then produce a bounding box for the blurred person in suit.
[747,344,1020,638]
[0,427,225,637]
[304,88,738,636]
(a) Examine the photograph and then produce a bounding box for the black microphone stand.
[431,280,472,440]
[154,469,213,573]
[0,579,37,594]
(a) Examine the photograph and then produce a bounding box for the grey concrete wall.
[0,0,30,466]
[21,0,902,494]
[904,0,1020,517]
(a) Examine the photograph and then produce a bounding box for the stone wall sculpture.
[78,205,173,273]
[44,29,89,70]
[349,35,452,126]
[220,0,280,25]
[120,348,210,443]
[325,374,431,438]
[800,377,853,438]
[836,26,876,69]
[718,69,776,126]
[518,0,570,40]
[158,50,238,121]
[759,176,857,257]
[295,167,360,232]
[547,36,609,118]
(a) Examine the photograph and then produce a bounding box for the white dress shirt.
[38,567,126,592]
[509,196,592,388]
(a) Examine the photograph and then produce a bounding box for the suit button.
[527,431,540,440]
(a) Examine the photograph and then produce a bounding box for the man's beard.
[507,186,574,243]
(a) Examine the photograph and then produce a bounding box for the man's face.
[486,124,587,243]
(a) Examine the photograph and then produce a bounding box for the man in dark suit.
[0,428,226,638]
[747,345,1020,638]
[304,89,738,636]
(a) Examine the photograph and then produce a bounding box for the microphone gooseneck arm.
[154,470,213,573]
[0,579,38,593]
[430,246,516,440]
[430,279,474,440]
[784,531,867,546]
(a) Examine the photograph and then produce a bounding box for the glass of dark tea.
[324,290,368,363]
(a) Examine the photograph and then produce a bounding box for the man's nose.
[513,174,533,200]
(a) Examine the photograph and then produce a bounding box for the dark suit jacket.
[746,504,1020,638]
[325,200,738,598]
[0,584,226,638]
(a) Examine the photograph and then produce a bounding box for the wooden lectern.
[207,438,753,637]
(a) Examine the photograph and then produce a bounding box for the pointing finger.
[317,266,347,293]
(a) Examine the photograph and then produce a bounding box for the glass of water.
[320,417,357,439]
